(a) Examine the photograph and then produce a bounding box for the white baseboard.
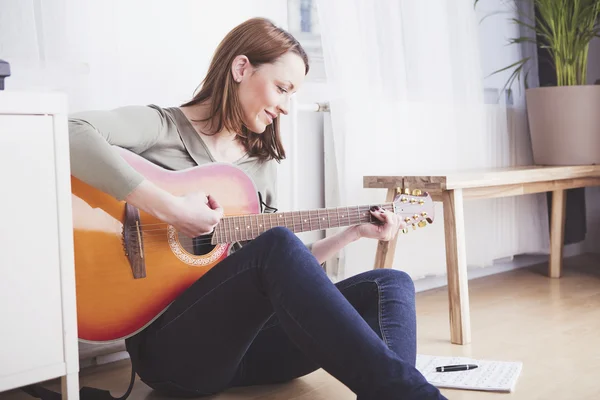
[414,242,586,293]
[80,350,130,369]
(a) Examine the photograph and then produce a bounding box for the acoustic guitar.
[71,147,434,343]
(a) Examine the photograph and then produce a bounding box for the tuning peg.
[418,220,427,228]
[412,189,422,196]
[396,187,403,195]
[403,188,411,195]
[412,224,417,230]
[426,217,433,224]
[404,217,412,223]
[421,212,428,216]
[401,228,409,234]
[418,200,425,205]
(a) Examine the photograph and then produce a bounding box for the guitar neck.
[212,203,393,244]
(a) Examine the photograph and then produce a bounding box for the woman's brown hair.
[181,17,309,162]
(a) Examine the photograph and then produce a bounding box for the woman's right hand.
[125,180,224,238]
[167,192,224,238]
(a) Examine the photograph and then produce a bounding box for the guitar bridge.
[123,203,147,279]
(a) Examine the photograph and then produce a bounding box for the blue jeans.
[125,227,446,399]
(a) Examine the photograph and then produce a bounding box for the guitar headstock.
[392,189,434,233]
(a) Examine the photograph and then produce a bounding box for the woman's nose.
[278,106,288,116]
[278,100,289,116]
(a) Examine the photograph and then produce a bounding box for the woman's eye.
[277,86,288,94]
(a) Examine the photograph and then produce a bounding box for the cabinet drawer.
[0,115,65,378]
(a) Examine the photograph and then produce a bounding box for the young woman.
[68,17,446,400]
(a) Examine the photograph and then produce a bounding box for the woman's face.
[234,52,306,133]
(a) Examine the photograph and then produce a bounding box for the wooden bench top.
[364,165,600,191]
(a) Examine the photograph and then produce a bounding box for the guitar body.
[72,147,260,343]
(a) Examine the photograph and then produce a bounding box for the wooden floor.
[3,254,600,400]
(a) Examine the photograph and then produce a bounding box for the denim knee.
[261,226,301,246]
[369,269,415,297]
[257,226,316,270]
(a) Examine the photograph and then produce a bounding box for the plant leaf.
[486,57,530,79]
[479,0,600,87]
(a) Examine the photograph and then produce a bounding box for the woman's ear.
[231,55,251,83]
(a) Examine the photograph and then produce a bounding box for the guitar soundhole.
[178,233,217,256]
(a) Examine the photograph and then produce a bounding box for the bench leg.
[373,188,400,269]
[442,189,471,345]
[549,189,566,278]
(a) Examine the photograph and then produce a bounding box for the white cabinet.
[0,91,79,398]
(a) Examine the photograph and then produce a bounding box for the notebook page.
[416,354,523,392]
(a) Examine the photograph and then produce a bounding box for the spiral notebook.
[416,354,523,392]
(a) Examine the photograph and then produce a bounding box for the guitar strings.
[132,205,423,248]
[136,213,378,248]
[134,211,389,235]
[130,221,429,253]
[126,213,429,252]
[121,203,397,230]
[129,205,396,238]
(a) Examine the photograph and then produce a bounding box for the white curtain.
[315,0,549,280]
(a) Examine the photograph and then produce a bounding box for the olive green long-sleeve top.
[68,104,278,210]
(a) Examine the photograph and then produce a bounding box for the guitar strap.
[258,191,278,214]
[20,362,136,400]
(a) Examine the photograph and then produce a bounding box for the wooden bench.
[364,165,600,345]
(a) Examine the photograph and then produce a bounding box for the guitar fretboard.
[212,203,393,244]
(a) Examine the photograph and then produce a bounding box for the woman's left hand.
[355,206,407,241]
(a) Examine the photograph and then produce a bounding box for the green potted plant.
[476,0,600,165]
